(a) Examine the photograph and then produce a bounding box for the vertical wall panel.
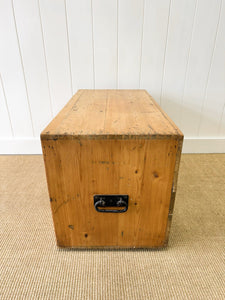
[199,1,225,137]
[160,0,196,127]
[0,75,13,137]
[13,0,53,136]
[39,0,72,115]
[180,0,222,137]
[140,0,171,102]
[0,0,33,137]
[66,0,94,90]
[118,0,144,88]
[92,0,117,88]
[220,110,225,136]
[0,0,225,153]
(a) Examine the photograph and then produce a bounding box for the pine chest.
[41,90,183,248]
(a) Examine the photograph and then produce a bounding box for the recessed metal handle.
[94,195,128,213]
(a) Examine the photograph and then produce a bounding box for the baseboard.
[182,137,225,153]
[0,138,42,154]
[0,137,225,154]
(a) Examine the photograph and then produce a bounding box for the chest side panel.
[42,137,178,248]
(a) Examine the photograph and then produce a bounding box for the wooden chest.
[41,90,183,248]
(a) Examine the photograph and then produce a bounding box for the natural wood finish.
[41,89,183,140]
[164,138,183,246]
[41,90,183,248]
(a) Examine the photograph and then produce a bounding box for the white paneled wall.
[0,0,225,154]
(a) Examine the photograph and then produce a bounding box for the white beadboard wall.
[0,0,225,154]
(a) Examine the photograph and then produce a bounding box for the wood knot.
[153,172,159,178]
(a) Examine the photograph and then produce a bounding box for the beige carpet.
[0,154,224,299]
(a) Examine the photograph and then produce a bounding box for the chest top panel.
[41,90,183,140]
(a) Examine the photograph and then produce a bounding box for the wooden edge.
[40,133,183,141]
[56,243,167,250]
[144,90,184,137]
[40,138,61,243]
[164,136,183,247]
[40,89,84,137]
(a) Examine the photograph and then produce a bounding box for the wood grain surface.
[41,90,183,139]
[41,90,183,248]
